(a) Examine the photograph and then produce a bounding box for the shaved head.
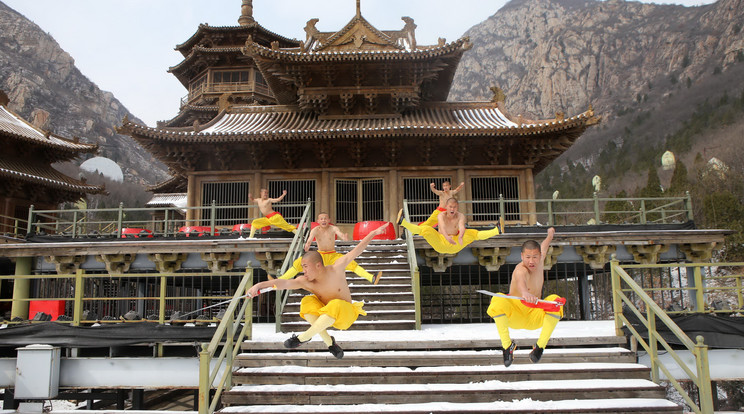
[302,251,323,265]
[522,240,541,252]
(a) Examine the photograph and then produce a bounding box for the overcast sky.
[4,0,717,127]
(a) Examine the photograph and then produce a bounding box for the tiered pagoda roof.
[0,93,105,204]
[161,1,302,128]
[122,1,600,187]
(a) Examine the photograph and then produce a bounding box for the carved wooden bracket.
[574,245,616,270]
[45,255,86,275]
[96,253,136,274]
[679,242,717,262]
[149,253,188,273]
[255,251,287,276]
[626,244,670,265]
[201,252,240,272]
[543,246,564,271]
[423,249,456,273]
[471,247,509,272]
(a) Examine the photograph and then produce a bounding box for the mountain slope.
[450,0,744,195]
[0,1,167,186]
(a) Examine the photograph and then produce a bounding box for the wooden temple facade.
[119,0,600,233]
[0,91,103,237]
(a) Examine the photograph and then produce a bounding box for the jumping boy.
[487,227,564,367]
[277,212,381,284]
[247,223,391,359]
[419,181,465,227]
[397,198,503,255]
[247,188,297,238]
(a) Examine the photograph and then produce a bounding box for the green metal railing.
[198,269,254,414]
[0,213,27,238]
[1,268,245,325]
[21,194,692,240]
[405,193,692,226]
[401,201,422,329]
[274,199,314,332]
[611,258,715,414]
[25,200,309,238]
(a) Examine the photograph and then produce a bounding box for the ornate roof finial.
[238,0,254,26]
[356,0,361,17]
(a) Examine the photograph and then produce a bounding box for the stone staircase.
[279,240,416,332]
[220,329,683,413]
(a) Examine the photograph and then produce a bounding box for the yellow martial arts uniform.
[249,211,296,237]
[419,206,446,227]
[487,293,564,349]
[279,250,375,283]
[299,295,367,330]
[400,220,502,254]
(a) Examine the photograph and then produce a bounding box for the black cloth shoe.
[328,336,344,359]
[372,271,383,285]
[284,334,308,349]
[529,344,544,363]
[502,342,516,367]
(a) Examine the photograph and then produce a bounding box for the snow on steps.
[224,342,681,413]
[220,399,681,413]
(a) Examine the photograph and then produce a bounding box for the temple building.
[0,91,104,237]
[119,0,600,233]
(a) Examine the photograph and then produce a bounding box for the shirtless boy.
[398,198,503,254]
[247,188,297,238]
[486,227,564,367]
[277,212,381,284]
[419,181,465,227]
[247,223,391,358]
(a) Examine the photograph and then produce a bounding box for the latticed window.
[267,180,316,223]
[470,176,520,222]
[213,70,250,84]
[201,181,250,226]
[402,177,452,223]
[335,178,384,224]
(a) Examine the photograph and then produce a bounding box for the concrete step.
[233,362,653,385]
[218,398,682,413]
[281,319,416,332]
[221,378,668,406]
[235,347,636,366]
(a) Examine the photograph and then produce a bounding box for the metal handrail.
[198,269,254,414]
[26,201,310,238]
[274,199,314,332]
[404,193,691,226]
[401,200,422,329]
[610,258,714,414]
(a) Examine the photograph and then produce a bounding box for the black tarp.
[0,322,223,347]
[623,309,744,349]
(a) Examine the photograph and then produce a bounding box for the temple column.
[11,257,32,319]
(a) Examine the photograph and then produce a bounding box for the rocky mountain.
[0,1,168,187]
[450,0,744,195]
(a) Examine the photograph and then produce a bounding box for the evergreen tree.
[603,190,633,224]
[668,160,689,196]
[639,166,663,222]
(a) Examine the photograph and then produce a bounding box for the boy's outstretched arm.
[247,277,302,298]
[540,227,555,261]
[335,223,389,268]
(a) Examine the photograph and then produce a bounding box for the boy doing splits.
[398,198,503,255]
[419,181,465,227]
[247,223,391,359]
[487,227,564,367]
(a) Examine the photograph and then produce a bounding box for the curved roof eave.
[245,37,471,63]
[175,23,300,54]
